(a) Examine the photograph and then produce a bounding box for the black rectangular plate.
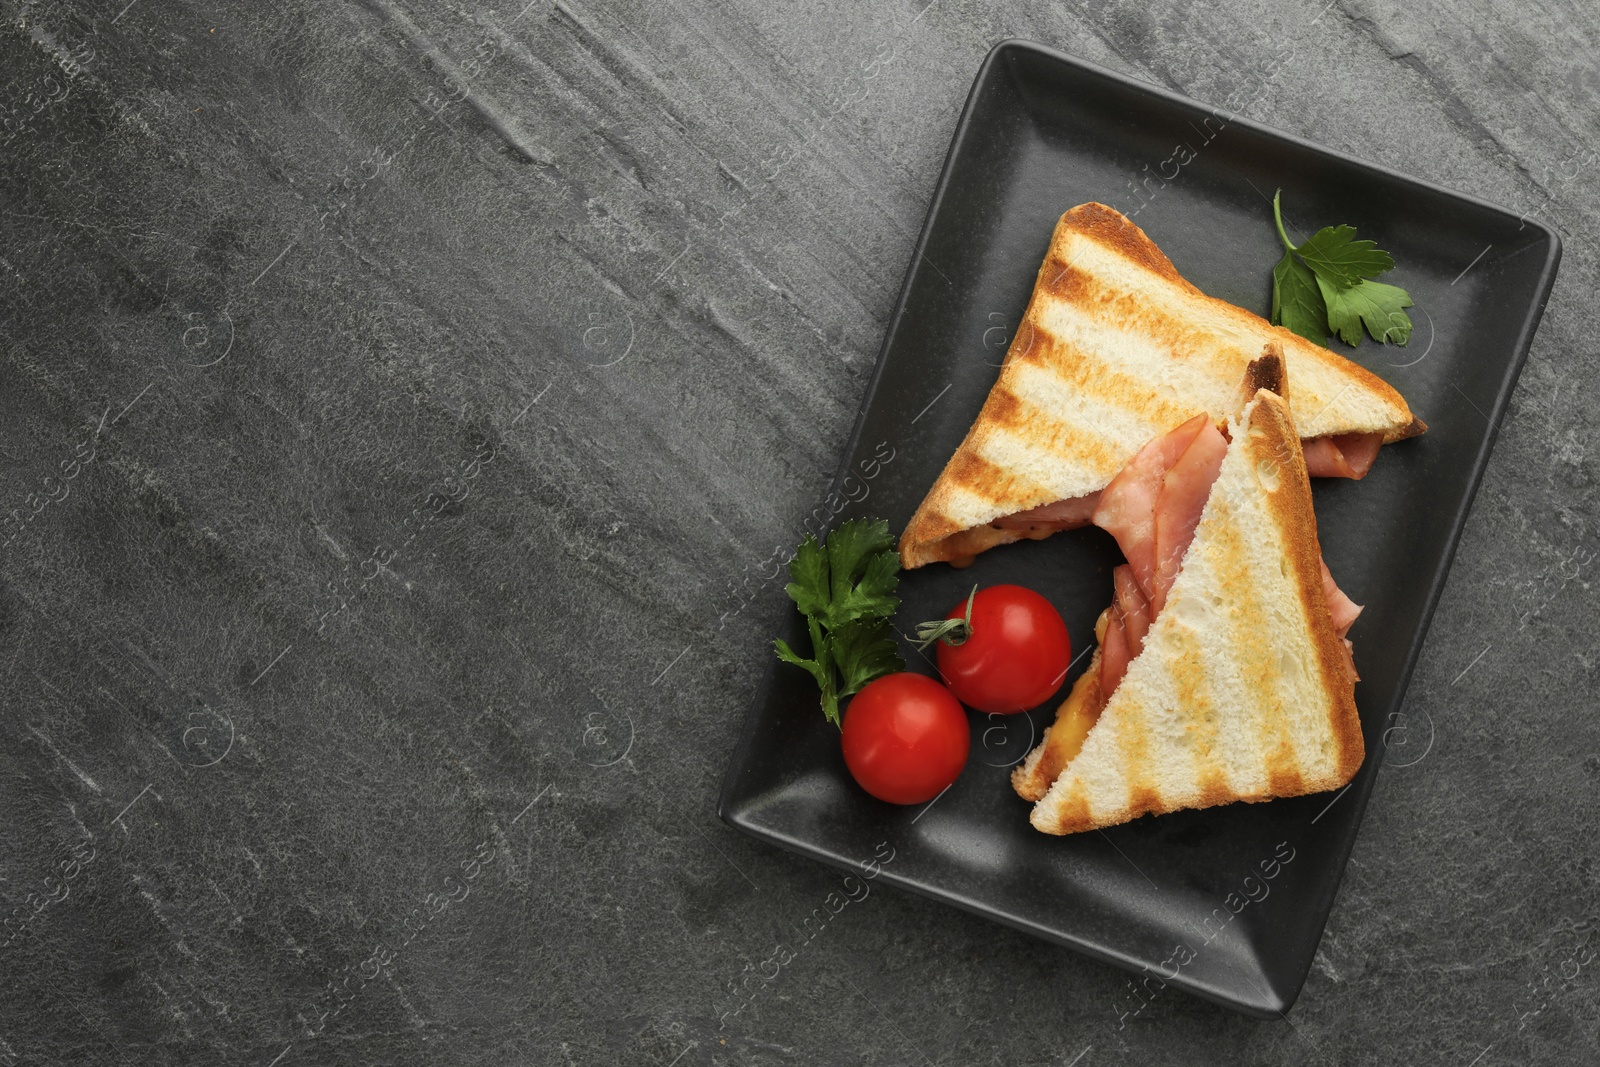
[718,40,1560,1017]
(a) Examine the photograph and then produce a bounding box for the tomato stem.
[912,585,977,651]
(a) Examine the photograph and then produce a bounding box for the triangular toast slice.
[1014,374,1363,834]
[900,202,1423,569]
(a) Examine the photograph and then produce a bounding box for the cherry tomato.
[935,585,1071,713]
[840,673,969,805]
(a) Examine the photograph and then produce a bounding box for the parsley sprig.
[774,518,904,726]
[1270,190,1414,348]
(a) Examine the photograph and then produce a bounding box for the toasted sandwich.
[899,202,1424,570]
[1011,353,1365,834]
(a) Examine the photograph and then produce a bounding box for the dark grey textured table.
[1,0,1594,1064]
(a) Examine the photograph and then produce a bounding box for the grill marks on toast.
[1114,687,1157,818]
[981,362,1156,485]
[1063,201,1196,284]
[934,326,1194,539]
[1087,558,1252,826]
[1044,779,1093,832]
[1043,236,1400,440]
[1201,496,1303,800]
[978,382,1130,479]
[1165,619,1230,804]
[1024,310,1213,436]
[1042,252,1242,380]
[941,451,1054,520]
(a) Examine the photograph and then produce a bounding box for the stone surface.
[0,0,1595,1063]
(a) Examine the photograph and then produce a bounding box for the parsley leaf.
[1293,224,1394,290]
[1269,190,1414,348]
[1318,276,1414,346]
[783,534,831,619]
[822,519,900,628]
[775,517,904,726]
[831,618,902,699]
[775,620,839,725]
[1271,248,1329,344]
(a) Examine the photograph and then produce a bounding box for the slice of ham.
[1091,413,1211,598]
[992,491,1102,532]
[1320,557,1364,683]
[1115,565,1153,659]
[1099,564,1151,701]
[1092,412,1223,702]
[1092,413,1227,615]
[1302,432,1384,479]
[1149,421,1229,615]
[1319,558,1363,638]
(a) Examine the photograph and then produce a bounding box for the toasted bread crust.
[1049,201,1197,288]
[898,203,1422,570]
[1025,384,1364,835]
[1243,347,1286,400]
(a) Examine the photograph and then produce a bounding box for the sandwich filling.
[977,429,1385,567]
[986,430,1383,541]
[1300,431,1384,479]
